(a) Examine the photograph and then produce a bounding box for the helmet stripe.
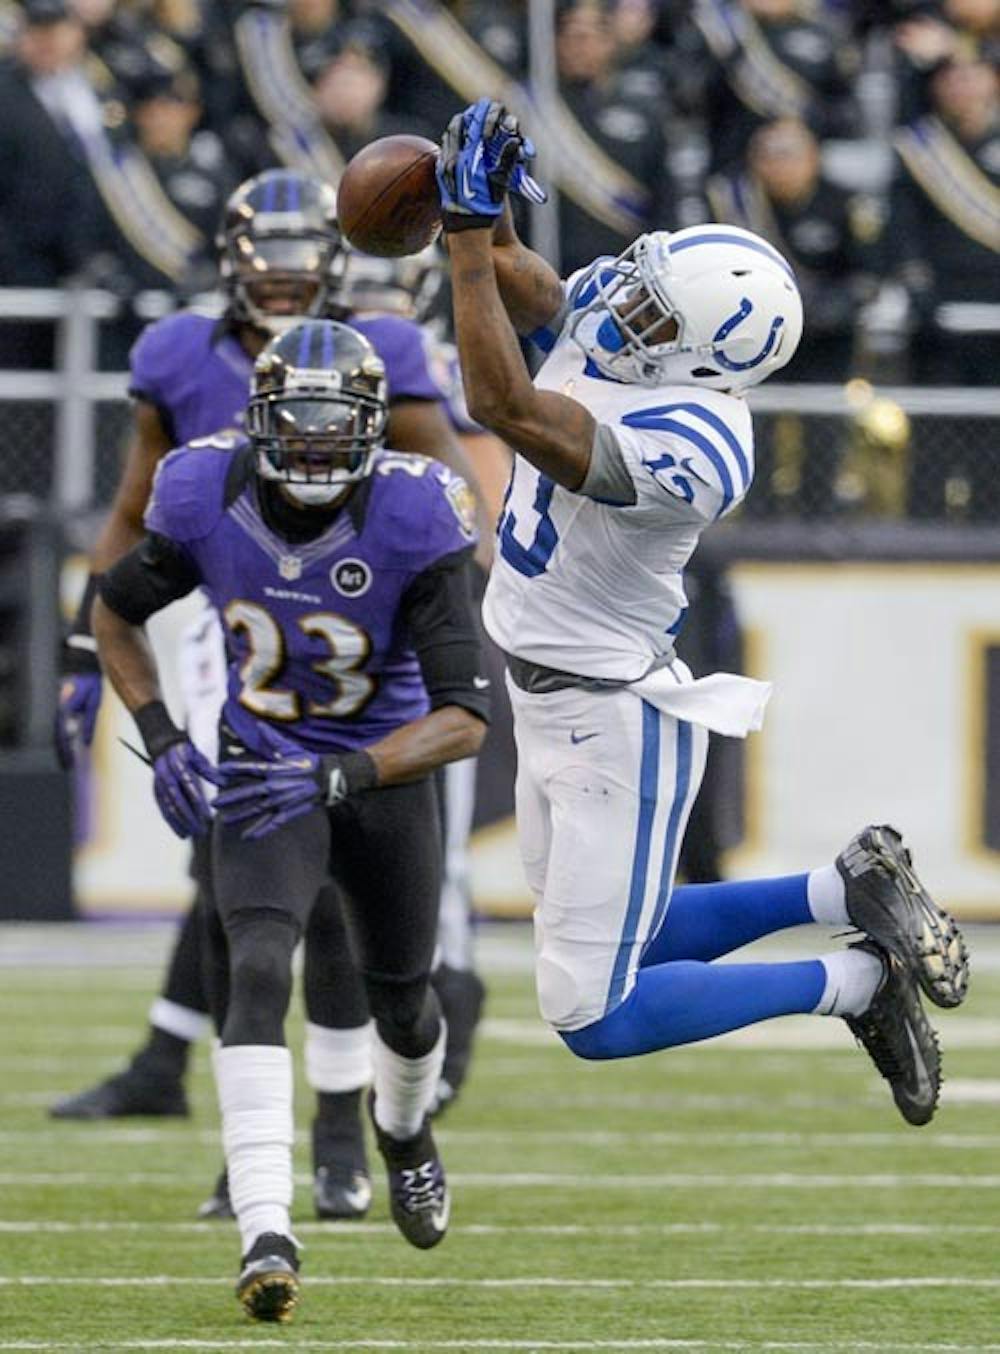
[297,323,314,367]
[668,232,795,281]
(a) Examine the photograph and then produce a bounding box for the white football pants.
[507,673,708,1033]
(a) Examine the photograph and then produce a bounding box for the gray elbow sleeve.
[578,424,637,506]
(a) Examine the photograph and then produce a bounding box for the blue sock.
[642,874,813,966]
[562,957,826,1060]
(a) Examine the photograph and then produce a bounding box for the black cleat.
[430,965,486,1116]
[369,1093,449,1249]
[49,1065,188,1120]
[838,823,969,1009]
[236,1232,300,1323]
[197,1167,234,1221]
[844,940,941,1126]
[313,1165,372,1220]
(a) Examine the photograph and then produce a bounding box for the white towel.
[630,660,772,738]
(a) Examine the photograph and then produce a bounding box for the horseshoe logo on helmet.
[712,297,785,372]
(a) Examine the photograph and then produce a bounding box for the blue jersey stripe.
[669,232,795,282]
[605,700,660,1014]
[655,402,751,493]
[642,720,694,961]
[623,411,735,513]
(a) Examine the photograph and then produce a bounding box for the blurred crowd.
[0,0,996,388]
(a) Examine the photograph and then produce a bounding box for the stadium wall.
[71,559,1000,921]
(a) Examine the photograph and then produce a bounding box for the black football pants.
[206,779,443,1059]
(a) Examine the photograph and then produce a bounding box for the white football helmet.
[569,225,803,391]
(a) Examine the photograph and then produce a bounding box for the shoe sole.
[859,828,969,1010]
[48,1102,189,1121]
[237,1271,299,1323]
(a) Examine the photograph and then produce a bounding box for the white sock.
[149,998,211,1044]
[214,1044,294,1254]
[814,949,884,1017]
[371,1024,446,1141]
[304,1020,373,1093]
[807,864,849,926]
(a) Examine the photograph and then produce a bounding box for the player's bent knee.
[224,910,300,1043]
[366,973,439,1057]
[536,953,590,1032]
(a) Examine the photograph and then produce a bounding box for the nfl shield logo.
[279,555,302,581]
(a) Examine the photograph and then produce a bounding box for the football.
[337,134,442,258]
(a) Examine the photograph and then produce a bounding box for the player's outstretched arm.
[487,203,564,336]
[448,228,595,491]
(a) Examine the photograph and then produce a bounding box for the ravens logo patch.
[445,477,477,539]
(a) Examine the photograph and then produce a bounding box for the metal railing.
[0,286,997,525]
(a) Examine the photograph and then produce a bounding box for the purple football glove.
[54,671,103,770]
[153,739,218,839]
[215,722,376,840]
[214,723,330,840]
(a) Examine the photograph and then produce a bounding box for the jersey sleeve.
[354,313,448,403]
[611,400,755,524]
[143,445,228,544]
[405,463,479,573]
[128,313,189,409]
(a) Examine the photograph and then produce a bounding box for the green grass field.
[2,921,999,1353]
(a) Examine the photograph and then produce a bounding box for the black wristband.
[134,700,186,761]
[70,572,103,639]
[62,636,101,677]
[442,211,497,234]
[321,749,378,804]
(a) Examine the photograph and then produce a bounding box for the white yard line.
[4,1170,1000,1189]
[1,1342,999,1353]
[3,1275,1000,1290]
[4,1017,1000,1057]
[3,1127,1000,1150]
[1,1220,999,1238]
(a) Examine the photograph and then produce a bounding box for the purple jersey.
[129,311,446,446]
[144,441,478,755]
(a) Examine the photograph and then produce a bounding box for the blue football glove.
[153,739,218,839]
[437,97,547,230]
[54,670,102,770]
[214,722,376,840]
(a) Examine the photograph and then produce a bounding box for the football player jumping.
[93,319,489,1321]
[438,99,969,1126]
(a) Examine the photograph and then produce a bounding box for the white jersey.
[482,275,755,682]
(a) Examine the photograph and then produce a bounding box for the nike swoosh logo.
[905,1023,933,1100]
[461,144,484,202]
[570,730,600,745]
[342,1181,372,1212]
[473,676,490,689]
[431,1189,451,1233]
